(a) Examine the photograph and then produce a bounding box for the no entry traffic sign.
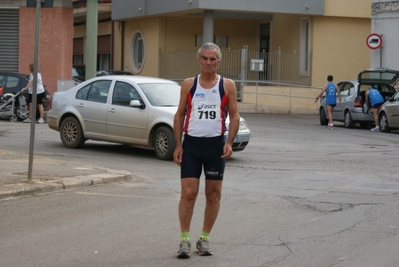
[366,33,382,50]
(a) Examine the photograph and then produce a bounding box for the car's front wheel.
[344,111,355,128]
[154,126,175,160]
[379,112,391,133]
[60,117,86,148]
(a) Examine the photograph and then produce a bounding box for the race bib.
[193,102,220,120]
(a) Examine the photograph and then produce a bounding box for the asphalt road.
[0,114,399,267]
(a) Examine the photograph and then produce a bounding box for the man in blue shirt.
[365,87,384,132]
[315,75,341,129]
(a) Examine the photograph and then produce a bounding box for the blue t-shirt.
[325,82,337,105]
[368,88,384,106]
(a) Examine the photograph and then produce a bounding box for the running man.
[315,75,341,129]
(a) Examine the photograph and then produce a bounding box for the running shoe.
[177,240,191,258]
[196,237,213,256]
[37,118,44,124]
[23,118,31,123]
[371,126,380,132]
[326,123,334,129]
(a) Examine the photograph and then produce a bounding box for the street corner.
[0,160,133,200]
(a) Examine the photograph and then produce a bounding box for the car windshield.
[139,83,181,107]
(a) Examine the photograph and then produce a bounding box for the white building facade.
[371,0,399,69]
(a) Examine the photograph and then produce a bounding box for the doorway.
[259,23,270,80]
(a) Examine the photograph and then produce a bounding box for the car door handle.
[77,103,84,107]
[108,108,116,113]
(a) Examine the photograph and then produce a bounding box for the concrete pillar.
[203,10,214,44]
[85,0,98,79]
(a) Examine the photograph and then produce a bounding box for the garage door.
[0,9,19,72]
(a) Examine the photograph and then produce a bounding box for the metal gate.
[159,46,312,86]
[0,9,19,72]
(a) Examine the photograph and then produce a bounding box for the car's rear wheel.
[344,111,355,128]
[379,112,391,133]
[319,108,328,125]
[154,126,175,160]
[60,117,86,148]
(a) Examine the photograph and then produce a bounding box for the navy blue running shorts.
[181,134,226,180]
[371,103,383,109]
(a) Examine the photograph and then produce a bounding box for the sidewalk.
[0,150,131,200]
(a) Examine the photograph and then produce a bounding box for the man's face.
[198,49,220,74]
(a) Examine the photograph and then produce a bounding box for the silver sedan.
[47,76,250,160]
[379,91,399,132]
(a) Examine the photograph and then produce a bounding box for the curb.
[0,172,132,201]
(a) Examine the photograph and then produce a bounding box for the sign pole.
[27,0,42,182]
[366,33,383,68]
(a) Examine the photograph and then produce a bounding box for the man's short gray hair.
[196,42,222,61]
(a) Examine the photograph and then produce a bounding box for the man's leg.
[371,108,380,131]
[327,105,333,125]
[202,180,223,233]
[372,108,379,126]
[179,178,199,233]
[195,180,223,256]
[177,178,199,258]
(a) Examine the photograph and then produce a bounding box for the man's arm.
[365,90,371,109]
[173,78,192,165]
[315,84,327,103]
[222,78,240,159]
[336,84,341,103]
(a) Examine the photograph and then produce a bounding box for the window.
[299,17,311,76]
[130,31,145,74]
[339,82,354,96]
[112,81,141,106]
[76,80,111,103]
[0,75,20,89]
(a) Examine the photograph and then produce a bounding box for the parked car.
[379,90,399,132]
[96,70,134,76]
[72,65,85,84]
[47,76,251,160]
[318,68,399,128]
[0,72,50,121]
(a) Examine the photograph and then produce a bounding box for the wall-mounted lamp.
[188,0,192,3]
[306,5,309,9]
[138,7,142,12]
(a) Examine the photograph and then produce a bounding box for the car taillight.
[354,99,362,108]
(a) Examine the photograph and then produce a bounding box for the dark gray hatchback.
[318,68,399,128]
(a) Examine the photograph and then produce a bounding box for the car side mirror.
[130,99,145,109]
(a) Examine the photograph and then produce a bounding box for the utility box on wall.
[57,80,75,92]
[250,59,264,72]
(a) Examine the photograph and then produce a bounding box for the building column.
[86,0,98,79]
[203,10,214,44]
